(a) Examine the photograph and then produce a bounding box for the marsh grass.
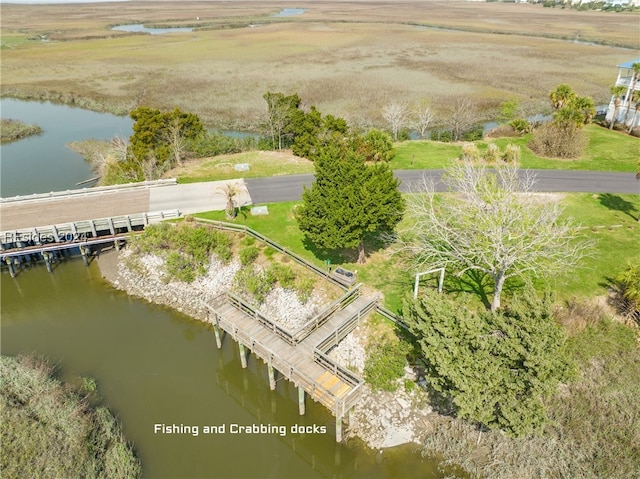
[0,355,141,479]
[1,2,636,129]
[1,118,43,142]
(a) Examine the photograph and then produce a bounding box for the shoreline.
[95,248,432,451]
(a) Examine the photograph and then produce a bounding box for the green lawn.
[554,193,640,299]
[195,192,640,312]
[173,151,314,183]
[392,125,639,172]
[175,124,637,184]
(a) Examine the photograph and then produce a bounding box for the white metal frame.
[414,267,445,298]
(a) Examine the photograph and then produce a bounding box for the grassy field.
[196,192,640,313]
[167,150,314,183]
[393,124,640,172]
[160,124,638,184]
[1,1,637,129]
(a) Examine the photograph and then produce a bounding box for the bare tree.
[382,101,408,141]
[163,116,189,166]
[263,92,299,150]
[442,97,480,141]
[142,156,159,181]
[413,100,435,139]
[395,162,591,311]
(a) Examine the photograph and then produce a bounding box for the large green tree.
[403,288,574,437]
[295,138,404,263]
[129,106,203,174]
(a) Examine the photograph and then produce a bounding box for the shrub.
[613,263,640,323]
[363,334,409,392]
[461,126,483,142]
[509,118,532,135]
[528,122,587,159]
[240,235,255,247]
[239,245,259,266]
[188,130,256,158]
[234,267,276,304]
[430,130,453,142]
[403,288,574,436]
[295,277,315,303]
[486,124,519,138]
[165,251,196,283]
[485,143,501,163]
[461,143,481,162]
[502,143,521,163]
[269,263,296,289]
[133,223,233,280]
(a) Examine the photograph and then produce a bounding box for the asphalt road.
[2,171,637,232]
[246,170,640,204]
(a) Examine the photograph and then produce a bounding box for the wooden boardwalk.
[205,289,378,441]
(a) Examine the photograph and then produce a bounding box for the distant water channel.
[274,8,307,17]
[112,24,193,35]
[0,99,453,477]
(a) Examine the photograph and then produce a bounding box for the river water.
[0,99,451,478]
[0,99,133,197]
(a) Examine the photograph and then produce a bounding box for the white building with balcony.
[606,58,640,129]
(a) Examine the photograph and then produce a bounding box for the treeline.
[99,93,396,184]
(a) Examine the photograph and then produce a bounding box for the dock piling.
[336,414,343,443]
[80,245,89,266]
[5,257,16,278]
[213,324,223,349]
[238,342,248,368]
[298,385,305,415]
[268,363,276,391]
[42,251,53,273]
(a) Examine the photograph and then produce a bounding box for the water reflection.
[0,99,132,197]
[112,24,193,35]
[273,8,307,17]
[0,260,451,478]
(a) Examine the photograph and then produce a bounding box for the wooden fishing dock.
[204,286,377,442]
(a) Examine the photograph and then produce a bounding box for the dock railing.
[225,291,297,346]
[291,284,362,343]
[203,293,363,416]
[193,218,353,290]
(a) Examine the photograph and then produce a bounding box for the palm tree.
[217,182,240,219]
[614,263,640,320]
[625,62,640,132]
[549,84,576,110]
[573,95,595,125]
[609,84,627,130]
[627,90,640,134]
